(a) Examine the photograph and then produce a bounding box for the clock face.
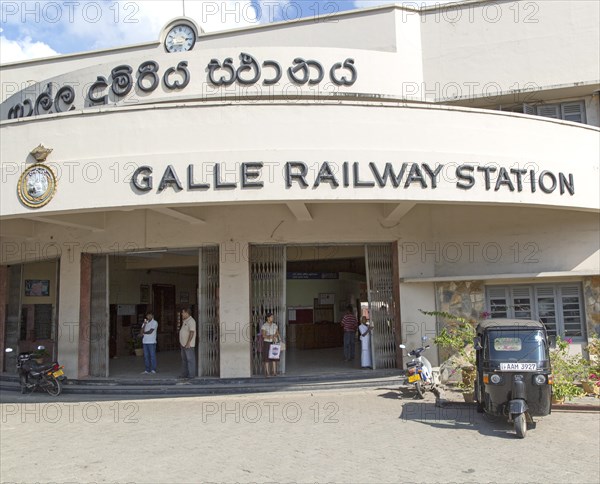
[165,25,196,53]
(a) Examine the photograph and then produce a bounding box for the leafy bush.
[421,309,477,391]
[550,336,588,401]
[423,309,476,366]
[585,333,600,376]
[32,348,49,363]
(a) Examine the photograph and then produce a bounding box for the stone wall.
[583,276,600,339]
[434,281,485,322]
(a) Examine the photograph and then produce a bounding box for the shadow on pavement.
[375,386,421,400]
[398,401,521,439]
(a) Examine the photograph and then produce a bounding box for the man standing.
[179,307,197,379]
[141,311,158,374]
[340,305,359,362]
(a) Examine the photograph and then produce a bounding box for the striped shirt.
[341,313,358,332]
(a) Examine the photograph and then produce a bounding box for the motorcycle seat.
[30,362,55,374]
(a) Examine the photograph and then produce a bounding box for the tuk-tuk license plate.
[499,363,537,371]
[407,374,421,383]
[52,369,64,378]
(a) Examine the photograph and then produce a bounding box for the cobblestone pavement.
[1,386,599,484]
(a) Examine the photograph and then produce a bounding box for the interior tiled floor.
[108,342,367,379]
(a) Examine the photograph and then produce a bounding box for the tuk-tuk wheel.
[514,413,527,439]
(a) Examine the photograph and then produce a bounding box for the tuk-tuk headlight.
[490,374,502,384]
[533,374,546,385]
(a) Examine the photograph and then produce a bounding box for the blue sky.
[0,0,450,62]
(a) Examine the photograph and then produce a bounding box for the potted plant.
[550,336,587,403]
[583,334,600,396]
[582,374,600,396]
[32,347,50,364]
[422,310,477,399]
[127,338,144,357]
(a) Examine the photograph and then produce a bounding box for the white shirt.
[261,322,278,342]
[142,319,158,344]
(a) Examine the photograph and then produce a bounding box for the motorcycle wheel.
[20,377,34,394]
[514,413,527,439]
[415,381,425,399]
[20,383,34,394]
[44,376,61,396]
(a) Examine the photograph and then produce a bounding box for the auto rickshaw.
[474,319,553,438]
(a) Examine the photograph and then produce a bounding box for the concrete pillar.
[57,249,81,378]
[219,241,251,378]
[0,265,7,372]
[399,282,438,366]
[78,253,91,378]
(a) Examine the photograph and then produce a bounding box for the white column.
[219,241,251,378]
[399,282,438,366]
[57,248,81,378]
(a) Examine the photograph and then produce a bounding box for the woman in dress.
[261,312,280,377]
[359,316,372,369]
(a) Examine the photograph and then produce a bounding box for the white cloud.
[0,35,59,63]
[0,1,262,60]
[62,0,262,51]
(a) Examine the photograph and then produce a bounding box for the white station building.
[1,0,599,379]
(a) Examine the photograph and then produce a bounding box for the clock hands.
[165,24,195,52]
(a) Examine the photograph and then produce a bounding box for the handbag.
[268,343,281,360]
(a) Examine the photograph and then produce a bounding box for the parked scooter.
[400,337,436,399]
[5,346,66,396]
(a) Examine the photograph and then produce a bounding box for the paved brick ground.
[1,385,599,484]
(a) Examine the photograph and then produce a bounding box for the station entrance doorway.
[1,260,60,373]
[250,244,400,376]
[84,247,219,379]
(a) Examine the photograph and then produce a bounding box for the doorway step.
[0,369,402,397]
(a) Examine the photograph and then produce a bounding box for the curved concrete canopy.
[1,101,598,217]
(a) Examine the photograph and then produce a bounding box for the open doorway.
[107,250,198,378]
[285,245,367,375]
[86,247,219,379]
[2,260,60,373]
[250,243,399,377]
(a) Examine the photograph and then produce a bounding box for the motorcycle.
[400,337,436,399]
[5,346,66,396]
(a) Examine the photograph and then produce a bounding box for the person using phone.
[141,311,158,374]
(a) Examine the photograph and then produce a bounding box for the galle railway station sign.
[2,53,358,121]
[11,158,578,211]
[131,162,575,196]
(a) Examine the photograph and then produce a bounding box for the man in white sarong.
[359,316,372,369]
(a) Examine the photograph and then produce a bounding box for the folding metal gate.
[3,265,23,373]
[198,246,220,377]
[90,254,109,377]
[365,244,398,369]
[250,245,286,375]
